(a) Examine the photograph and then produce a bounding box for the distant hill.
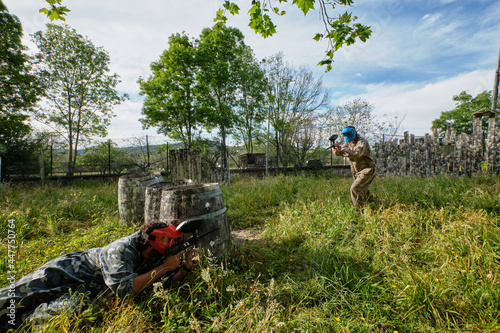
[53,142,185,155]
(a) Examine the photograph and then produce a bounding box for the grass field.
[0,174,499,332]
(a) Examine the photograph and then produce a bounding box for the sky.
[4,0,500,145]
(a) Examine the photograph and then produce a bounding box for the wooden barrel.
[159,183,230,258]
[144,179,193,224]
[118,171,163,225]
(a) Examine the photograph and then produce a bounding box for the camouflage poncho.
[0,232,176,330]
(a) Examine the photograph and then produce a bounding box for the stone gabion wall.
[169,149,202,184]
[373,112,499,177]
[201,162,228,183]
[238,153,266,169]
[169,149,229,184]
[486,115,500,173]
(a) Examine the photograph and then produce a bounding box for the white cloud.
[106,100,155,140]
[4,0,499,143]
[336,69,495,135]
[421,13,442,24]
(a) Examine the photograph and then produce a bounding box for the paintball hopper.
[176,217,204,233]
[326,134,339,150]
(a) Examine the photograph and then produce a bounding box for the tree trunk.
[221,126,227,170]
[67,143,74,176]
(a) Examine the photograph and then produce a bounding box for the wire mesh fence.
[1,132,352,181]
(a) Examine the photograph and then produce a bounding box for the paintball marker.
[326,134,339,150]
[164,217,219,257]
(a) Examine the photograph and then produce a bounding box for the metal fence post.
[50,140,53,176]
[108,140,111,174]
[146,135,150,168]
[39,146,45,184]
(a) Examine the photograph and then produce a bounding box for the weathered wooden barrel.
[159,183,230,258]
[144,179,193,224]
[118,171,163,225]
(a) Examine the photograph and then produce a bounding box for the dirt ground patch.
[231,227,263,244]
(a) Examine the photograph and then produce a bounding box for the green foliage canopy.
[197,26,248,131]
[39,0,70,21]
[233,47,268,154]
[0,1,39,116]
[80,140,128,174]
[140,26,267,158]
[139,33,203,149]
[432,91,498,136]
[197,26,259,167]
[0,1,42,176]
[32,24,126,175]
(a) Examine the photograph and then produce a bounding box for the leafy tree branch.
[217,0,371,71]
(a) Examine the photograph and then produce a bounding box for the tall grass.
[0,174,499,332]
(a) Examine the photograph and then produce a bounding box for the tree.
[79,140,128,174]
[196,25,250,169]
[233,48,268,154]
[432,91,499,136]
[375,112,406,142]
[122,135,154,171]
[261,53,293,168]
[0,1,41,177]
[263,54,329,168]
[326,97,406,143]
[39,0,371,72]
[0,1,39,115]
[326,98,375,136]
[139,32,203,149]
[0,114,42,177]
[289,114,326,167]
[32,24,126,176]
[287,67,329,167]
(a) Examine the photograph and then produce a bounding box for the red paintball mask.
[145,224,183,255]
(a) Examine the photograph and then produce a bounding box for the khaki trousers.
[350,167,375,210]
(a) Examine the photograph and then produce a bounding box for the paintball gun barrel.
[164,217,219,257]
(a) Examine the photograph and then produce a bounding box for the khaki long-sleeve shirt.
[339,134,375,175]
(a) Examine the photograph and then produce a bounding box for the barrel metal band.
[195,207,227,221]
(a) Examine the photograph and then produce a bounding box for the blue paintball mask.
[341,126,357,143]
